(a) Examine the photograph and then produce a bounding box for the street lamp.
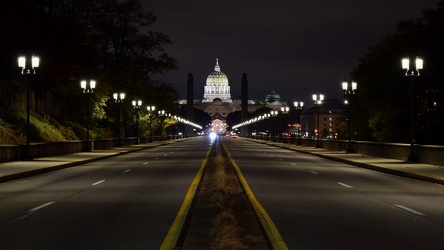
[402,56,423,162]
[280,106,290,140]
[18,54,40,160]
[81,80,96,152]
[146,105,156,142]
[270,110,279,140]
[158,110,166,141]
[342,80,357,153]
[294,101,304,145]
[313,93,324,148]
[113,92,125,147]
[132,100,142,144]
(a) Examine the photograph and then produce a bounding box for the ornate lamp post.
[312,93,324,148]
[81,80,96,152]
[342,80,357,153]
[402,56,423,162]
[270,110,279,140]
[132,100,142,144]
[158,110,166,141]
[294,101,304,145]
[113,92,125,147]
[18,55,40,160]
[280,106,289,140]
[147,105,156,142]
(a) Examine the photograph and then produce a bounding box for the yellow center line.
[222,143,289,250]
[160,145,212,250]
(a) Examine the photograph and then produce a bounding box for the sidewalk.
[248,139,444,185]
[0,140,180,183]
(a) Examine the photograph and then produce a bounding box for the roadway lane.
[0,137,212,249]
[222,137,444,249]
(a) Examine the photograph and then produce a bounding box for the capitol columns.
[241,73,249,136]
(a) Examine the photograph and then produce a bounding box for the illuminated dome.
[203,58,232,103]
[265,90,281,102]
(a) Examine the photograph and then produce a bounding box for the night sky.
[143,0,440,102]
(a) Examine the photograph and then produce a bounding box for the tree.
[351,1,444,144]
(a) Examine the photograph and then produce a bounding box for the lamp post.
[312,93,324,148]
[18,55,40,160]
[158,110,166,141]
[81,80,96,152]
[281,106,289,141]
[402,56,423,162]
[342,80,357,153]
[294,101,304,145]
[132,100,142,144]
[270,110,279,140]
[113,92,125,147]
[147,105,156,142]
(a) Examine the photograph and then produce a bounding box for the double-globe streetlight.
[147,105,156,142]
[312,93,324,148]
[18,55,40,160]
[113,92,125,147]
[294,101,304,145]
[81,80,96,152]
[342,80,357,153]
[402,56,423,162]
[132,100,142,144]
[270,110,279,140]
[158,110,166,141]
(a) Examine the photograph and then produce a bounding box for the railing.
[35,108,80,141]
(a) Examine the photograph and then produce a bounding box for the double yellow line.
[161,143,288,250]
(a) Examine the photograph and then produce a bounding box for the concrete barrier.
[249,136,444,166]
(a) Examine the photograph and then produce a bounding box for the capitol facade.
[180,59,288,133]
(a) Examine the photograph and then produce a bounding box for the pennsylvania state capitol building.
[179,59,288,134]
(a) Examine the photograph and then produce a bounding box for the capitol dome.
[265,90,281,102]
[206,59,229,86]
[203,58,232,103]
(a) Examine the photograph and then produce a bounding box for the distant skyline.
[143,0,440,103]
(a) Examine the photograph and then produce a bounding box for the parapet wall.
[253,136,444,166]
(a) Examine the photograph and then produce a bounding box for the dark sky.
[143,0,440,102]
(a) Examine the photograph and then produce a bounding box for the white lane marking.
[123,169,131,173]
[29,202,55,213]
[270,154,274,157]
[279,158,283,161]
[394,204,425,216]
[310,171,318,175]
[290,163,297,166]
[338,182,353,188]
[155,158,160,160]
[164,154,168,156]
[92,180,106,186]
[143,162,150,165]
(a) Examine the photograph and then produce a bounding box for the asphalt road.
[221,137,444,249]
[0,137,213,249]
